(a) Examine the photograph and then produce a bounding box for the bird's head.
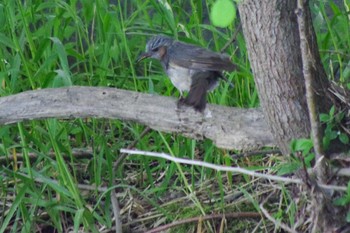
[137,35,173,63]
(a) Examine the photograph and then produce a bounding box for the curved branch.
[0,86,274,150]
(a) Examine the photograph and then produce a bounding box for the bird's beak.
[136,52,151,63]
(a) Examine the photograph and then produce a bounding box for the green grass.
[312,0,350,83]
[0,0,349,232]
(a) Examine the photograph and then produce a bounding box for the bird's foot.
[177,96,208,113]
[177,97,186,109]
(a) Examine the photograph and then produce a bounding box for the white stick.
[120,148,347,192]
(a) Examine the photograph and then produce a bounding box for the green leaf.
[276,162,300,176]
[31,170,71,196]
[52,69,73,87]
[347,211,350,223]
[290,138,313,155]
[329,105,335,117]
[323,136,330,149]
[0,184,28,233]
[339,133,349,144]
[74,209,85,232]
[0,32,15,49]
[335,111,345,122]
[319,113,330,122]
[151,0,176,34]
[304,153,315,168]
[50,37,70,75]
[210,0,236,28]
[334,182,350,206]
[329,130,339,140]
[333,196,349,206]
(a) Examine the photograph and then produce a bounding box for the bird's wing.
[168,41,236,72]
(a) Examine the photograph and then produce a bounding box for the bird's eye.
[152,47,159,52]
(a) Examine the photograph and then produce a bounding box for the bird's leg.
[179,90,184,100]
[177,91,186,109]
[177,99,185,110]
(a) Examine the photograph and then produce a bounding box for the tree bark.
[238,0,342,231]
[238,0,331,155]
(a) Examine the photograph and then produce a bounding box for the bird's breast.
[166,63,194,92]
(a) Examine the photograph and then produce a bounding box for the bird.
[137,35,236,112]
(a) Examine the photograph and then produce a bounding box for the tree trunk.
[238,0,331,155]
[238,0,343,231]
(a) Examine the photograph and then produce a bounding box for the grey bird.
[137,35,235,112]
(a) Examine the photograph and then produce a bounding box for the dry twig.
[120,148,347,192]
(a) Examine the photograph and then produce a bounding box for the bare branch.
[296,1,337,231]
[0,86,274,151]
[120,148,347,192]
[111,190,123,233]
[296,0,324,161]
